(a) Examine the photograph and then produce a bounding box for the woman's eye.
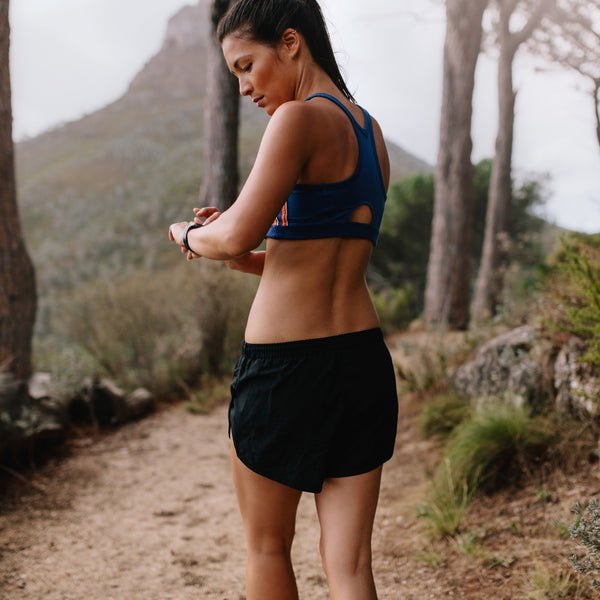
[243,63,252,73]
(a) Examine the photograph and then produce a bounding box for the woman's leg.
[230,444,302,600]
[314,466,383,600]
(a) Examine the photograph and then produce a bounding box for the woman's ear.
[280,27,301,58]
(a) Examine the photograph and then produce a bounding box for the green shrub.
[47,261,254,395]
[371,285,416,333]
[571,498,600,590]
[418,392,471,439]
[546,234,600,369]
[444,400,557,493]
[417,458,474,538]
[420,400,558,538]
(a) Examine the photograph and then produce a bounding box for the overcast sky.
[9,0,600,233]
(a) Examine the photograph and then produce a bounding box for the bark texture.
[0,0,37,380]
[199,0,239,211]
[424,0,489,329]
[472,0,552,320]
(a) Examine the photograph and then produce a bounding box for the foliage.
[395,347,448,395]
[527,562,593,599]
[35,261,254,396]
[418,392,471,439]
[419,400,558,538]
[544,234,600,368]
[417,458,474,539]
[370,160,552,323]
[184,375,232,415]
[371,285,416,333]
[571,498,600,589]
[444,400,556,493]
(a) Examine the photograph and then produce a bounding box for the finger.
[203,212,221,225]
[194,206,219,218]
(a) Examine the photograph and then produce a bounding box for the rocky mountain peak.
[125,1,212,103]
[161,1,211,50]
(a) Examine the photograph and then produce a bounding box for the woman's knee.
[246,525,296,558]
[319,534,372,578]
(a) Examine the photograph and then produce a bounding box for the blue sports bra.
[265,93,387,245]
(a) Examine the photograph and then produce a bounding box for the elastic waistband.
[241,328,384,359]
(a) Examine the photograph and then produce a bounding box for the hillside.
[15,0,430,307]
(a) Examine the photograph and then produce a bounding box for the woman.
[169,1,398,598]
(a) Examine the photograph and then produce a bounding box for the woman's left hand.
[168,207,222,261]
[169,221,199,261]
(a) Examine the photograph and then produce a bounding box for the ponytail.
[217,0,355,102]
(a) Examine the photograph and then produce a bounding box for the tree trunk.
[472,14,517,319]
[0,0,37,381]
[424,0,489,329]
[200,0,239,211]
[594,77,600,149]
[472,0,552,320]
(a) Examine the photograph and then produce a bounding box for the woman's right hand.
[225,251,266,276]
[193,206,221,226]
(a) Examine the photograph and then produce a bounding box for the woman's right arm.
[225,251,265,276]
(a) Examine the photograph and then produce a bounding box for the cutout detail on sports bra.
[349,204,373,225]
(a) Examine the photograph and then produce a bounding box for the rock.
[119,388,155,423]
[554,337,600,419]
[69,378,125,426]
[451,325,553,408]
[28,372,52,401]
[0,372,66,460]
[68,379,155,426]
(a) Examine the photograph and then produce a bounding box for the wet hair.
[217,0,355,102]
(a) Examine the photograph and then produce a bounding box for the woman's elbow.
[220,226,263,259]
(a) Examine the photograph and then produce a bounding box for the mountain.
[15,1,430,308]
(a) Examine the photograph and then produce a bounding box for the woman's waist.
[244,286,379,344]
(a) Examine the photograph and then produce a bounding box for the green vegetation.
[418,392,470,439]
[370,160,554,322]
[34,261,255,398]
[527,562,592,599]
[418,399,558,537]
[571,499,600,590]
[545,233,600,368]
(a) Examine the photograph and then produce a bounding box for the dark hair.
[217,0,355,102]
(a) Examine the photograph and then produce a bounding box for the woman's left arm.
[169,101,313,261]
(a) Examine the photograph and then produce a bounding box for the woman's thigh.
[230,444,302,552]
[314,467,383,565]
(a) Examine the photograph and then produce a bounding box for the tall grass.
[419,399,558,537]
[444,400,557,492]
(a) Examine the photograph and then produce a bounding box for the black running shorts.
[229,328,398,493]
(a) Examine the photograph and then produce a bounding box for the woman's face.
[222,34,294,116]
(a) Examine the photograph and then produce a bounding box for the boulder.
[451,325,553,408]
[119,388,156,423]
[554,337,600,419]
[68,378,155,426]
[0,372,66,460]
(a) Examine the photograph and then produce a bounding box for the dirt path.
[0,335,596,599]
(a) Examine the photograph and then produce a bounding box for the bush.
[371,285,416,333]
[417,458,474,538]
[571,498,600,590]
[444,400,557,493]
[419,400,558,537]
[44,261,255,395]
[418,392,471,439]
[545,234,600,369]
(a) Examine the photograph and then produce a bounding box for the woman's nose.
[239,77,252,97]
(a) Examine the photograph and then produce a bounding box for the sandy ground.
[0,334,597,599]
[0,400,434,600]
